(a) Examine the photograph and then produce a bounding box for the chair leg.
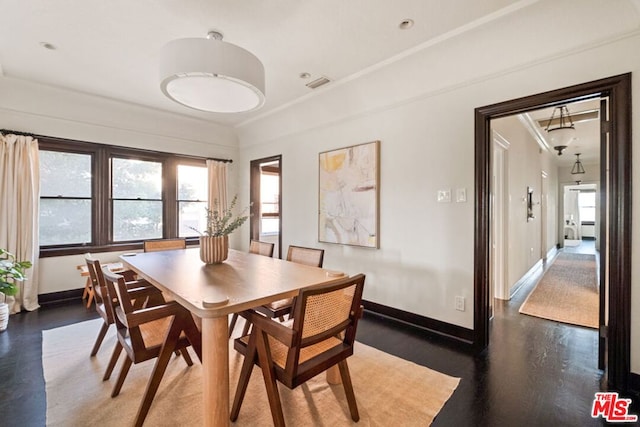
[103,341,123,381]
[256,330,285,427]
[241,319,252,337]
[231,331,258,421]
[229,313,239,338]
[112,356,133,397]
[180,348,193,366]
[90,321,110,357]
[183,314,203,363]
[338,360,359,422]
[133,316,184,427]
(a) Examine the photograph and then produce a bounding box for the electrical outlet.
[455,296,465,311]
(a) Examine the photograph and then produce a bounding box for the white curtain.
[207,159,228,211]
[0,133,40,313]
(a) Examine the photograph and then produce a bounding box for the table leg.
[202,316,230,427]
[326,365,342,384]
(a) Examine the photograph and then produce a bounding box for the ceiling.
[524,98,602,168]
[0,0,525,127]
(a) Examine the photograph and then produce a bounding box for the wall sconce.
[527,186,535,221]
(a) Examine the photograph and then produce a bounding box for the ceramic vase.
[199,235,229,264]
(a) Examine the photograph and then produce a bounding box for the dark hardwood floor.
[1,246,637,426]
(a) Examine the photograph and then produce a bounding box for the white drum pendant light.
[160,31,265,113]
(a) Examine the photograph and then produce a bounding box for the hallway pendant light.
[160,31,265,113]
[571,153,586,175]
[545,105,576,155]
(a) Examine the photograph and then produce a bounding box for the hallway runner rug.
[519,252,598,328]
[43,318,459,426]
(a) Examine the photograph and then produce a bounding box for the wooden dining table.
[120,247,345,427]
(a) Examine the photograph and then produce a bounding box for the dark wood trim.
[250,155,283,259]
[629,373,640,395]
[37,135,209,257]
[363,300,474,347]
[474,73,632,391]
[38,288,84,305]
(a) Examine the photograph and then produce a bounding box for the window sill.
[39,238,200,258]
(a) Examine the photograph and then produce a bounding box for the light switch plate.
[456,188,467,203]
[437,189,451,203]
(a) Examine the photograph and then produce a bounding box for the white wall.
[235,9,640,371]
[0,77,240,294]
[492,116,558,293]
[1,0,639,375]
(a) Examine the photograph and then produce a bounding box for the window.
[578,191,596,223]
[177,164,208,237]
[260,171,280,234]
[39,150,93,246]
[111,158,163,242]
[37,136,216,256]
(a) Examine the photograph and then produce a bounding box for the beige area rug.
[519,252,598,328]
[43,319,459,426]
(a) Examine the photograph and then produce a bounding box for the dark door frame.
[474,73,632,390]
[249,155,283,259]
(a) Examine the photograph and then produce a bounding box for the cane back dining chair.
[143,238,186,252]
[229,240,276,337]
[254,245,325,320]
[85,254,161,358]
[102,267,202,427]
[249,239,276,257]
[231,273,365,426]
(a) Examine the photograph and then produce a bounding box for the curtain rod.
[1,129,233,164]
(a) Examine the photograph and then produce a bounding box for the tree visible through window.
[111,158,163,242]
[39,150,92,245]
[177,164,208,237]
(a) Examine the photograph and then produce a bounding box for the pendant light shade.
[160,32,265,113]
[571,153,586,175]
[545,105,576,155]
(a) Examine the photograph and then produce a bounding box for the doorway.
[474,74,632,391]
[249,155,282,259]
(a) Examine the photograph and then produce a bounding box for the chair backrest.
[143,238,186,252]
[286,274,365,377]
[85,254,114,323]
[286,245,324,267]
[249,240,275,257]
[102,267,146,349]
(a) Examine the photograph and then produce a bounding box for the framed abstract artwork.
[318,140,380,248]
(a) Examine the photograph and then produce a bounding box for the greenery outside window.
[36,135,217,257]
[177,164,208,237]
[111,157,163,242]
[39,150,93,246]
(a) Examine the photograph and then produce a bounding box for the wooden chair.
[249,239,275,257]
[231,274,366,426]
[253,245,325,320]
[85,254,160,357]
[228,240,276,337]
[143,238,186,252]
[102,268,202,427]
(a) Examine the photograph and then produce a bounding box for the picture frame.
[318,140,380,248]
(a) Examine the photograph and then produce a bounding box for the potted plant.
[192,195,250,264]
[0,248,32,331]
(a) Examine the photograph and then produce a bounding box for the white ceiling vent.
[305,76,331,89]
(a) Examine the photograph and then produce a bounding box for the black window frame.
[109,155,165,244]
[36,135,220,257]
